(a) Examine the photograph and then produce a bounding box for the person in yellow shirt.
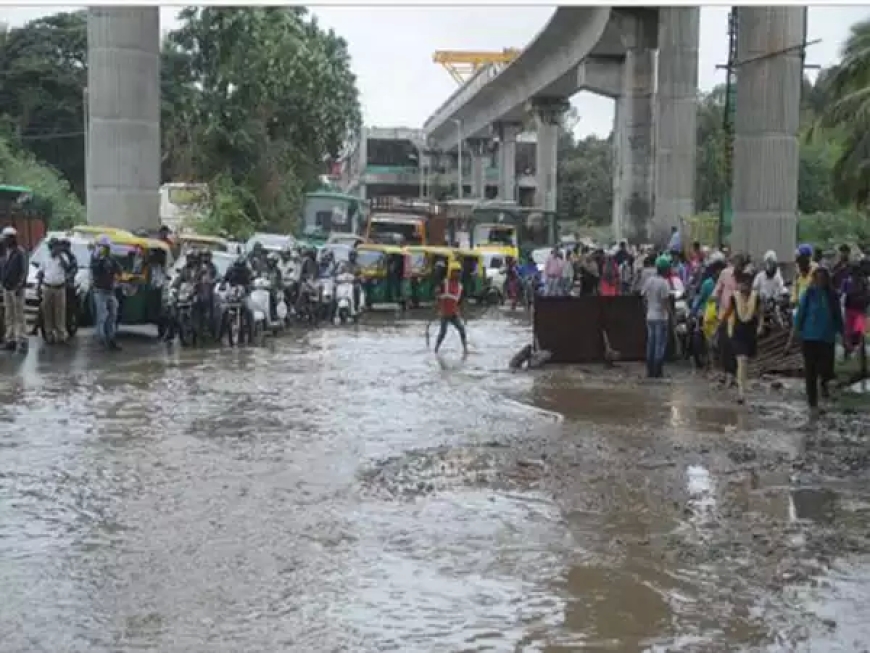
[792,243,818,306]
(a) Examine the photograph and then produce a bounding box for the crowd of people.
[642,239,868,413]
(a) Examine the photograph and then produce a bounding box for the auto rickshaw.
[98,233,173,337]
[70,225,134,239]
[451,248,497,304]
[356,243,411,309]
[404,245,454,307]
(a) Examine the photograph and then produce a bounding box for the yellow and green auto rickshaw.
[404,245,456,307]
[99,233,174,337]
[356,243,411,309]
[451,248,498,304]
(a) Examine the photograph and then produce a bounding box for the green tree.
[557,131,613,225]
[0,11,87,200]
[163,7,362,236]
[0,136,85,228]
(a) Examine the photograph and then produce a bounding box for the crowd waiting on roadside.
[530,225,868,415]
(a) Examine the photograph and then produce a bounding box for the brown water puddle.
[0,315,869,652]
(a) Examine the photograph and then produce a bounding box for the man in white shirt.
[38,238,70,343]
[752,250,785,302]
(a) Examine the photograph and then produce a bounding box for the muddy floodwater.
[2,311,870,652]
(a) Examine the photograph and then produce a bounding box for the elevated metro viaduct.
[423,6,805,261]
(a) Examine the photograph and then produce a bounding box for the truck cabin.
[470,207,556,252]
[366,197,442,247]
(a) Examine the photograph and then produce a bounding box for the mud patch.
[358,444,548,499]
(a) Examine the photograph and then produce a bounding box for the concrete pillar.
[611,97,625,241]
[654,7,699,242]
[494,121,522,202]
[615,47,656,244]
[731,7,804,262]
[531,97,569,212]
[87,7,160,231]
[467,138,489,199]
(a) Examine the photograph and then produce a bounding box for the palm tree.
[817,19,870,207]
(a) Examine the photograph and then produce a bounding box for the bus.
[301,190,367,246]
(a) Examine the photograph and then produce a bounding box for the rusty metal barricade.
[533,295,650,363]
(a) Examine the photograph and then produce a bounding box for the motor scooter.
[334,272,358,324]
[317,275,336,323]
[246,276,288,344]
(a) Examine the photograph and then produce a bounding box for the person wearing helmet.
[247,241,267,275]
[1,226,28,351]
[795,265,844,415]
[792,244,817,306]
[752,250,785,303]
[37,237,72,344]
[641,255,673,378]
[90,234,123,350]
[434,262,468,357]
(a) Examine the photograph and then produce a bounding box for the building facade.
[336,126,539,204]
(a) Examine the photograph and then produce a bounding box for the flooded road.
[2,311,870,652]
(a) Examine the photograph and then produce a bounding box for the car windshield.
[29,239,92,269]
[531,249,550,265]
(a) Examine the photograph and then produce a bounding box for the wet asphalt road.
[2,310,870,652]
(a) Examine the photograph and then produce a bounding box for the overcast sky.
[4,5,869,138]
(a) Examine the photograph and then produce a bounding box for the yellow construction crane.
[433,49,521,86]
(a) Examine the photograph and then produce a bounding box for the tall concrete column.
[531,97,569,212]
[654,7,699,242]
[494,121,522,202]
[467,138,489,199]
[614,47,656,244]
[87,7,160,231]
[731,7,804,262]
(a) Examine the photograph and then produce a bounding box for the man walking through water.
[434,262,469,358]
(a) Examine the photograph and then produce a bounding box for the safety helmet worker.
[655,255,671,271]
[763,250,778,263]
